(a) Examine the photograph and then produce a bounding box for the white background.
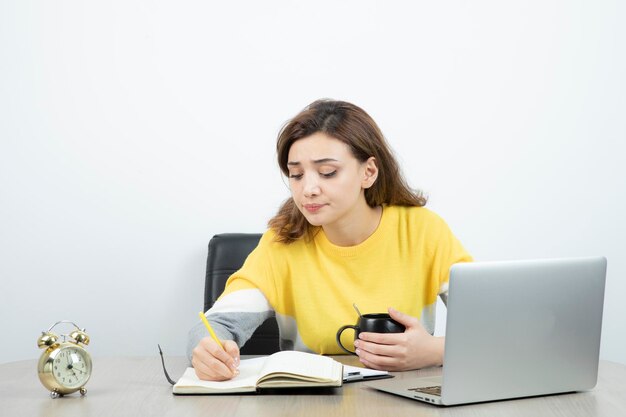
[1,1,624,364]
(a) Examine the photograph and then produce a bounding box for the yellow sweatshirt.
[194,205,472,355]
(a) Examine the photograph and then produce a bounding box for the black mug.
[336,313,405,355]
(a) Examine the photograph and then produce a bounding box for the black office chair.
[204,233,280,354]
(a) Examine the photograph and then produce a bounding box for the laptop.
[367,256,607,406]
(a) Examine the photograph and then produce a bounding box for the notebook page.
[174,356,267,391]
[259,351,337,381]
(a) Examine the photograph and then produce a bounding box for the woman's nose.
[303,176,321,197]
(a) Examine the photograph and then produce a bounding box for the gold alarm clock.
[37,320,93,398]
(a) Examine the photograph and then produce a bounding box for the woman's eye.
[321,171,337,178]
[289,173,303,180]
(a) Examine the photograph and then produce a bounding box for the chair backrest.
[204,233,280,354]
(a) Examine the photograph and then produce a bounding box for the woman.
[188,99,472,380]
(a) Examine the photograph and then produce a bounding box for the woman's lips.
[303,204,325,213]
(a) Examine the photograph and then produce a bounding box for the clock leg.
[50,390,61,399]
[80,387,87,396]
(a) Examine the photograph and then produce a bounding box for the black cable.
[158,344,177,385]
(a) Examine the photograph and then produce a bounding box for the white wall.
[1,1,624,364]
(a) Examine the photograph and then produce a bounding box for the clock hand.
[67,361,79,379]
[67,351,80,375]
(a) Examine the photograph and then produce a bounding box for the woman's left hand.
[354,307,445,371]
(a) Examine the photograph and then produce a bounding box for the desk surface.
[2,356,625,417]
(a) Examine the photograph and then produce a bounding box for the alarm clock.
[37,320,93,398]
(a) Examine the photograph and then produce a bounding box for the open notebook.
[173,351,343,394]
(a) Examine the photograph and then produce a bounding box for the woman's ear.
[361,157,379,189]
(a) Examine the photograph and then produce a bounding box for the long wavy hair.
[268,99,427,243]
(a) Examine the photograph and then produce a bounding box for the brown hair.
[268,99,426,243]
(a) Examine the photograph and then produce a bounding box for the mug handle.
[336,325,359,355]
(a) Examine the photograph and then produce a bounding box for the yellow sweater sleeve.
[220,231,278,304]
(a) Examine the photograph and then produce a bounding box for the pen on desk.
[344,372,364,382]
[198,311,225,350]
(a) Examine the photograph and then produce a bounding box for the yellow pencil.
[198,312,224,350]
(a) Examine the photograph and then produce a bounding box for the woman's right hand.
[191,337,240,381]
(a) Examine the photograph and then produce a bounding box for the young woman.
[188,99,472,381]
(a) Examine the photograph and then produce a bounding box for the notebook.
[173,351,343,394]
[367,256,607,406]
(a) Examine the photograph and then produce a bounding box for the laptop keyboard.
[408,385,442,396]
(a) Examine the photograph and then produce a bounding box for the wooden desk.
[2,356,625,417]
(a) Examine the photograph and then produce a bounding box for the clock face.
[51,346,92,389]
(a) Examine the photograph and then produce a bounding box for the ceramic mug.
[336,313,405,355]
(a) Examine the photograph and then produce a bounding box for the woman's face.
[287,132,377,229]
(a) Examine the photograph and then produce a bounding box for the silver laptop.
[368,257,607,406]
